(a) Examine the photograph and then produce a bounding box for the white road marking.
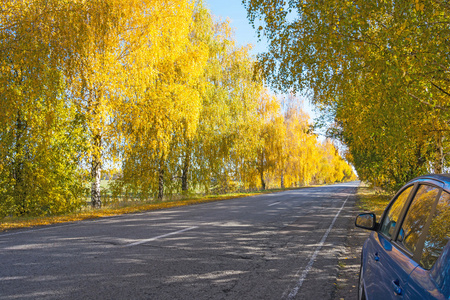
[0,212,136,238]
[268,202,281,207]
[285,195,350,299]
[0,223,77,237]
[124,226,198,247]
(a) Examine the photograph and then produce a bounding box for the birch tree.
[244,0,450,188]
[0,0,87,216]
[116,0,208,200]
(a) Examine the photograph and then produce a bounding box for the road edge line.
[286,195,351,299]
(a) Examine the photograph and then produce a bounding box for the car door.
[403,189,450,300]
[364,184,418,299]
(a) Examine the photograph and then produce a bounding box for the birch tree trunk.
[181,146,191,192]
[280,172,285,189]
[259,151,266,190]
[14,110,27,214]
[91,133,102,208]
[181,159,189,192]
[158,160,164,200]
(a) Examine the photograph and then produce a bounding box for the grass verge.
[0,186,315,232]
[356,182,393,216]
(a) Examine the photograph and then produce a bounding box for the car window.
[420,191,450,269]
[398,185,439,254]
[379,185,413,239]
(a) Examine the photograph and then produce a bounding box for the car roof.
[408,174,450,192]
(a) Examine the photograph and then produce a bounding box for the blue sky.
[206,0,266,55]
[205,0,318,121]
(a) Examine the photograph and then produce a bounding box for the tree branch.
[407,92,449,111]
[430,81,450,98]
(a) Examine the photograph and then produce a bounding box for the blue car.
[355,174,450,300]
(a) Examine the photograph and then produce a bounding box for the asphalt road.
[0,182,360,300]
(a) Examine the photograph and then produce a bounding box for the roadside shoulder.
[332,192,370,300]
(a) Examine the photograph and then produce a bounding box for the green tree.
[187,17,264,194]
[116,0,208,201]
[244,0,450,189]
[0,0,87,216]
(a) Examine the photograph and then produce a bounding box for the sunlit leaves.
[244,0,450,189]
[0,0,355,217]
[0,2,88,216]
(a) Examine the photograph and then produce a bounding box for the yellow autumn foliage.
[0,0,355,218]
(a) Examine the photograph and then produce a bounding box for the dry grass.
[356,183,393,216]
[0,187,313,232]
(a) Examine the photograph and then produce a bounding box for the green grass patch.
[0,186,316,232]
[356,183,393,216]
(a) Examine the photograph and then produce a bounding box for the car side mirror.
[355,213,377,230]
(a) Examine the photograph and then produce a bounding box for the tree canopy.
[244,0,450,190]
[0,0,355,217]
